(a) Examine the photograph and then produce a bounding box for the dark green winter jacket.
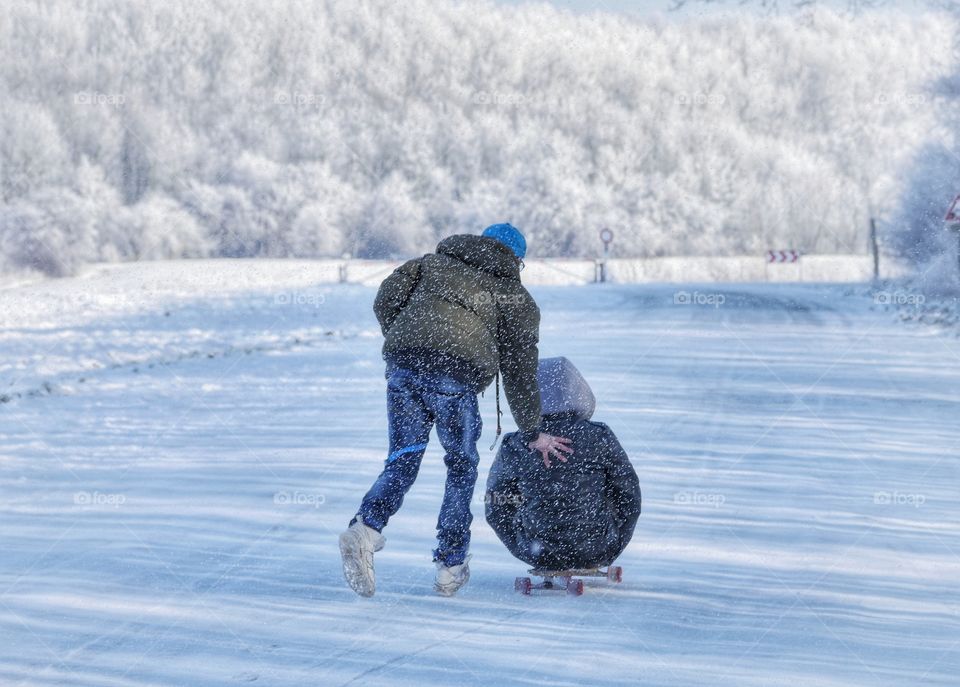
[373,234,542,438]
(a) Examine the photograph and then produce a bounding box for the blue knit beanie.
[482,223,526,260]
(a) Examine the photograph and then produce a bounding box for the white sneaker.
[434,556,471,597]
[339,517,386,597]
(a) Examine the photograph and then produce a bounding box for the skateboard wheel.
[566,579,584,596]
[607,566,623,583]
[515,577,532,595]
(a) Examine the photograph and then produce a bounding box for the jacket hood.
[537,357,596,421]
[436,234,521,280]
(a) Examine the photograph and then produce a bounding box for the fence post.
[598,229,613,283]
[869,218,880,281]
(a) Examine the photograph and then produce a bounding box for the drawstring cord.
[487,297,503,451]
[489,370,502,451]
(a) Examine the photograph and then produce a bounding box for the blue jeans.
[356,364,482,566]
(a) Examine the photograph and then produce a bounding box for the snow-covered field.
[1,261,959,686]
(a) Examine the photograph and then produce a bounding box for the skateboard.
[514,566,623,597]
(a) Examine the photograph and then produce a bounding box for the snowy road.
[1,264,959,686]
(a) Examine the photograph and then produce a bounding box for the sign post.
[944,195,960,276]
[597,228,614,283]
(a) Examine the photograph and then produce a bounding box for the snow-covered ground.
[1,261,959,686]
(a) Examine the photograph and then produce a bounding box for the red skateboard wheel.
[566,579,584,596]
[515,577,532,595]
[607,566,623,583]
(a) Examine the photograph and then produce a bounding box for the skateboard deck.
[514,565,623,596]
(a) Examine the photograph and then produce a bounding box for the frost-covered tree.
[0,103,69,203]
[120,193,212,260]
[884,12,960,288]
[0,187,98,276]
[0,0,954,274]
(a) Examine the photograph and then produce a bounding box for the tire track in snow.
[0,330,352,406]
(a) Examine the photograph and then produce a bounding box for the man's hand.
[527,433,574,468]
